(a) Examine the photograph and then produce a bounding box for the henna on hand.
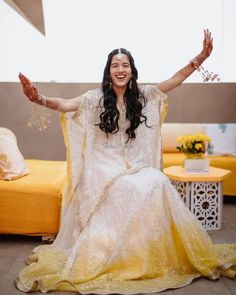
[19,72,40,102]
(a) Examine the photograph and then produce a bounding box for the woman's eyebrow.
[111,62,130,65]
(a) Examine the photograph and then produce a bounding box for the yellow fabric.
[60,99,87,204]
[160,95,168,127]
[163,153,236,196]
[0,159,66,235]
[15,237,236,294]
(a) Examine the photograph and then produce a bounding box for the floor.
[0,198,235,295]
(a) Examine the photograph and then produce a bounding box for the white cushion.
[0,127,29,180]
[204,124,236,156]
[161,123,205,152]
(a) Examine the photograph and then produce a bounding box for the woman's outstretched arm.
[19,73,81,112]
[157,29,213,94]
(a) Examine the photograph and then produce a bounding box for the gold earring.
[109,81,112,90]
[129,79,132,90]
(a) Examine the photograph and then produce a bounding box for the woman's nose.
[117,65,124,72]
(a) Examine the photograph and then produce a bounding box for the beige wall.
[0,82,236,160]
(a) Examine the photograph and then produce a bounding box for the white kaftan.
[15,85,236,294]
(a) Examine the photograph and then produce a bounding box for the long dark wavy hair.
[96,48,150,141]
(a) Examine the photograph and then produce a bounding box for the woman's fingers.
[19,73,29,90]
[18,73,38,101]
[202,29,213,57]
[19,73,27,89]
[19,73,32,87]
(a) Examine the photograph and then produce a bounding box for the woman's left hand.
[201,29,213,58]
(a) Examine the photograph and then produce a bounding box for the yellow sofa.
[162,123,236,196]
[0,160,67,238]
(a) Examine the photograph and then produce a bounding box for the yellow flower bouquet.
[176,133,211,158]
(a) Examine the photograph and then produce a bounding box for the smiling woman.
[14,33,236,294]
[110,52,132,92]
[97,48,150,141]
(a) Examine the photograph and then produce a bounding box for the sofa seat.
[0,159,66,236]
[163,153,236,196]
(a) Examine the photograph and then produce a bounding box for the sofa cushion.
[0,127,29,180]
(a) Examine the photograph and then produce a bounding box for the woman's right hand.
[18,72,41,103]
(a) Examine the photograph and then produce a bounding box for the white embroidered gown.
[15,85,236,294]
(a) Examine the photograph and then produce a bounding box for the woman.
[16,30,236,294]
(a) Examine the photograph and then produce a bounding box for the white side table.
[164,166,231,230]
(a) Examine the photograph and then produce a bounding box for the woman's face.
[109,54,132,90]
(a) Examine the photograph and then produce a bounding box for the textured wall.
[0,82,236,160]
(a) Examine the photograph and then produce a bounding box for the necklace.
[117,103,126,113]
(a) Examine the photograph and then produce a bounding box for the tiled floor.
[0,198,235,295]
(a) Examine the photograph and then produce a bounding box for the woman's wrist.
[189,53,220,82]
[38,95,61,110]
[190,53,206,69]
[37,94,47,106]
